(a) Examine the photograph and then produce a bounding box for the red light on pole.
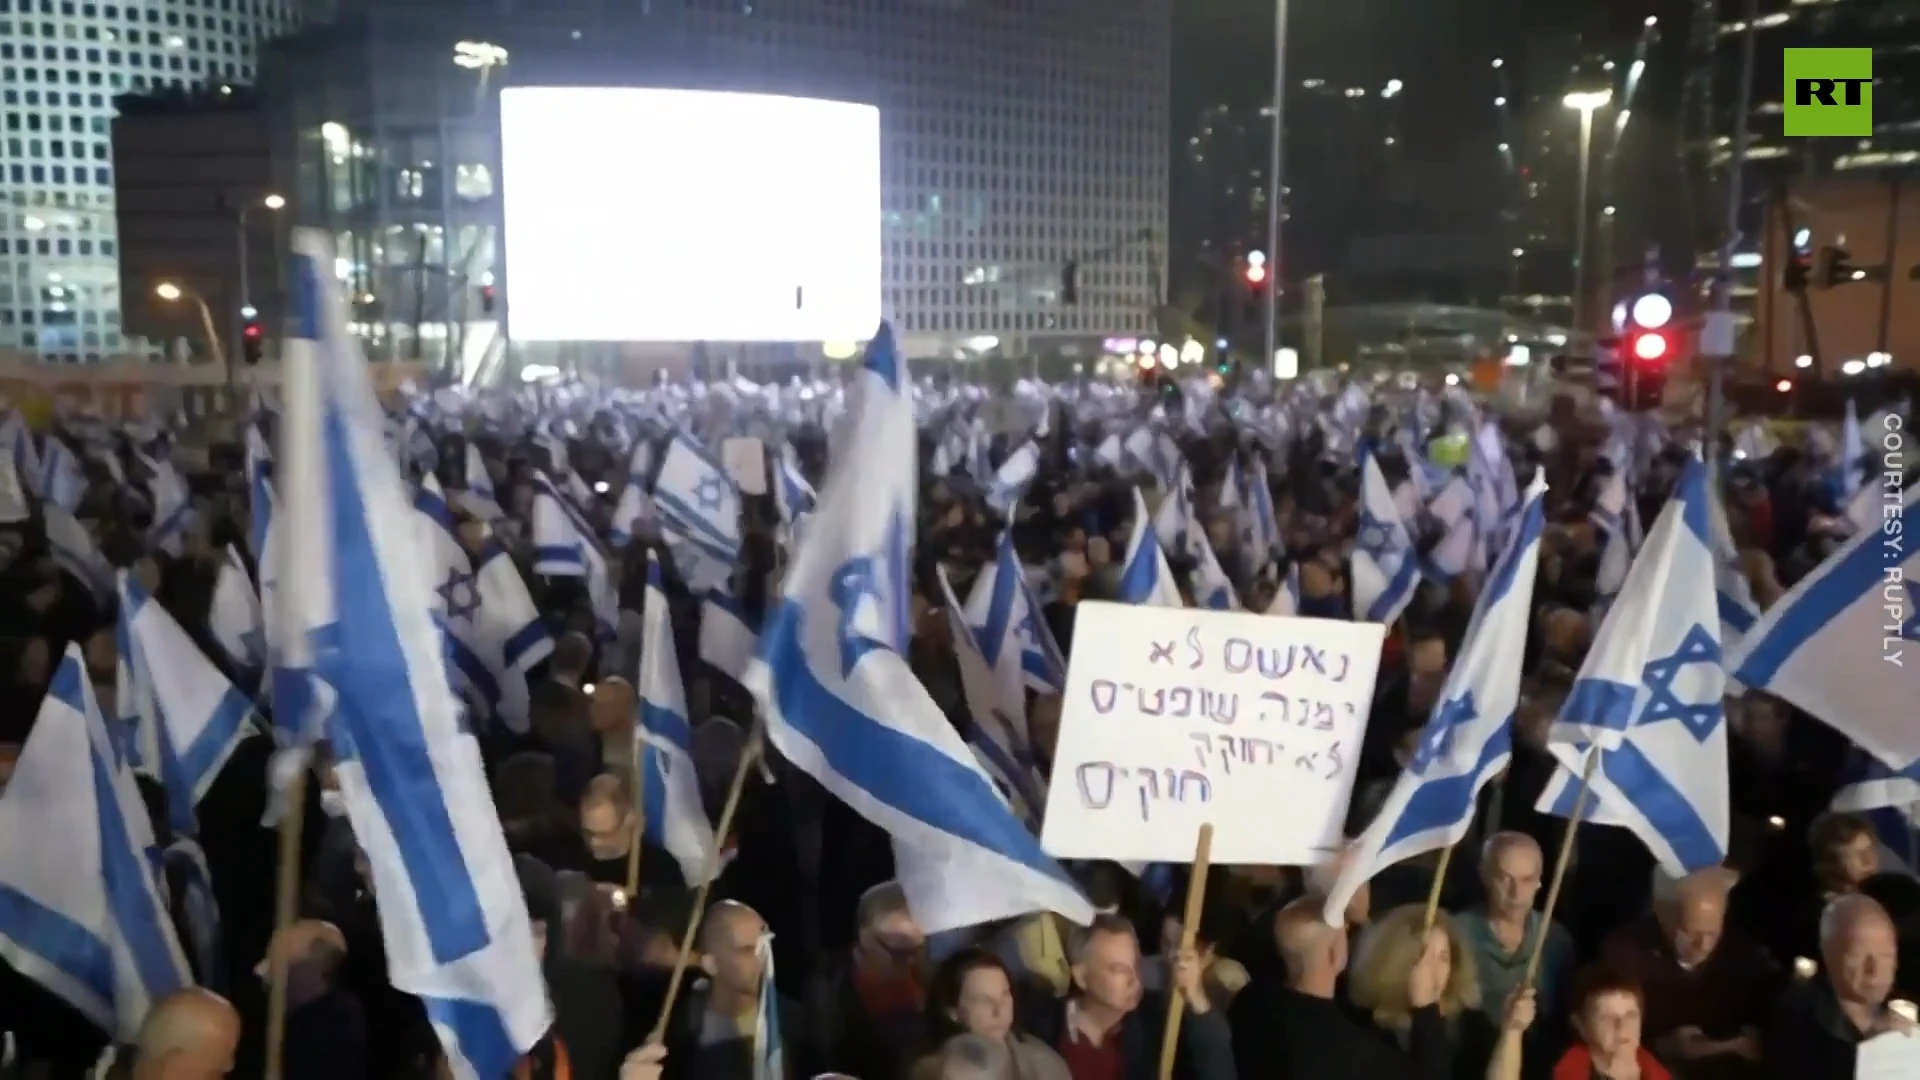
[1630,330,1669,363]
[1245,264,1267,285]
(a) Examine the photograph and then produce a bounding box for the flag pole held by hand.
[1156,823,1214,1080]
[1523,748,1597,990]
[647,728,763,1044]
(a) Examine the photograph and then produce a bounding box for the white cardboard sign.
[721,436,768,496]
[1040,601,1384,866]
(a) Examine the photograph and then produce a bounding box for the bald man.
[1764,893,1911,1078]
[130,989,240,1080]
[1600,868,1778,1071]
[1228,895,1450,1080]
[663,901,788,1078]
[1459,832,1576,1030]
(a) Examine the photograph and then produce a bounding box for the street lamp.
[236,192,284,370]
[1563,88,1613,345]
[155,281,229,376]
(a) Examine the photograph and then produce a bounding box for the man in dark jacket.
[1022,913,1236,1080]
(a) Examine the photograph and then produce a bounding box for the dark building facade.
[111,86,277,363]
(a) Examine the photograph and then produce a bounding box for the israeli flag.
[773,441,816,524]
[417,476,554,735]
[609,437,657,548]
[653,431,743,593]
[1704,479,1760,660]
[1117,487,1184,609]
[987,439,1040,515]
[752,931,784,1080]
[0,644,193,1039]
[208,543,265,672]
[531,470,617,637]
[964,532,1068,708]
[1538,461,1730,878]
[459,442,504,523]
[939,566,1046,827]
[117,572,254,835]
[637,553,720,887]
[1353,453,1422,625]
[1237,456,1283,578]
[1832,750,1920,873]
[1731,485,1920,768]
[1326,471,1549,924]
[141,451,193,557]
[698,588,760,684]
[1266,563,1302,616]
[45,503,112,601]
[39,435,86,512]
[1591,468,1642,603]
[282,231,551,1078]
[744,324,1092,934]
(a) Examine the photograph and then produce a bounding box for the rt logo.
[1784,48,1873,137]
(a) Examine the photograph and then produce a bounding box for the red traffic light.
[242,323,263,340]
[1629,330,1669,363]
[1245,264,1267,285]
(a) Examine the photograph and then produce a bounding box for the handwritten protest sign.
[1039,601,1384,866]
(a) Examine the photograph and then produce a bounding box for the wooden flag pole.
[1156,823,1215,1080]
[624,731,647,898]
[263,768,308,1080]
[1522,749,1599,990]
[646,732,763,1044]
[1420,843,1457,935]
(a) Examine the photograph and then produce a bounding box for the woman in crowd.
[1553,967,1671,1080]
[913,948,1072,1080]
[1348,904,1505,1080]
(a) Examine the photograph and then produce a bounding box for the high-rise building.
[260,0,1170,368]
[0,0,300,361]
[1683,0,1920,303]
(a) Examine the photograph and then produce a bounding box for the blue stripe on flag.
[1604,739,1722,870]
[320,410,490,966]
[761,603,1075,886]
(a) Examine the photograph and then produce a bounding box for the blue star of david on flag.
[1358,506,1399,565]
[1637,622,1723,742]
[1408,692,1477,775]
[694,475,731,514]
[830,511,910,678]
[438,569,481,623]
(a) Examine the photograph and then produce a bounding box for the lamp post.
[1563,89,1613,347]
[156,281,229,381]
[236,192,285,346]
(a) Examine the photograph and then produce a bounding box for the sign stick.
[1523,749,1599,990]
[647,732,763,1044]
[1156,823,1215,1080]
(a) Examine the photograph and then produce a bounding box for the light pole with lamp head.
[1563,88,1612,349]
[236,193,285,350]
[155,281,229,384]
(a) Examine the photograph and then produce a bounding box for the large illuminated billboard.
[498,87,881,343]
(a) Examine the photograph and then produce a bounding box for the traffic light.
[1783,249,1811,292]
[1244,250,1268,286]
[241,317,263,365]
[1060,261,1079,304]
[1615,289,1673,411]
[1815,245,1859,288]
[479,284,497,315]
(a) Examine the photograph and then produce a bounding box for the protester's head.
[927,948,1017,1043]
[515,854,561,962]
[698,900,768,1001]
[253,920,347,1003]
[130,988,240,1080]
[589,676,636,734]
[579,774,635,856]
[1272,894,1348,988]
[1656,867,1735,968]
[1567,967,1644,1065]
[854,881,925,975]
[1068,913,1142,1017]
[1159,893,1232,969]
[1821,893,1899,1008]
[933,1033,1011,1080]
[1350,906,1479,1026]
[551,631,594,685]
[1481,832,1545,922]
[1810,811,1880,893]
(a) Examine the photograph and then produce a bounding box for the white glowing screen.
[498,87,881,342]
